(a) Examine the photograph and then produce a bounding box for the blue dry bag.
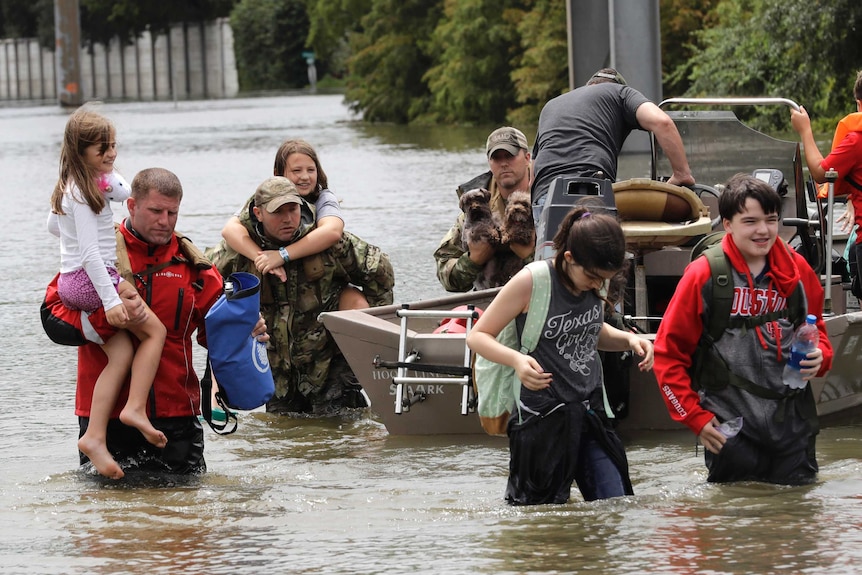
[204,272,274,412]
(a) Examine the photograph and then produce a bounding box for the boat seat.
[613,179,713,249]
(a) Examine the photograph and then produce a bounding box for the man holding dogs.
[434,126,535,291]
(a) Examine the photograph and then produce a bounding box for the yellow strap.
[114,224,135,285]
[113,225,212,287]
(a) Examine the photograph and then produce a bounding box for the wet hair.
[50,107,115,215]
[587,68,627,86]
[272,139,328,201]
[855,70,862,102]
[552,206,627,295]
[718,173,781,221]
[131,167,183,201]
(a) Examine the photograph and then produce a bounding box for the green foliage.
[420,0,525,125]
[0,0,235,49]
[682,0,862,130]
[507,0,567,127]
[304,0,371,77]
[0,0,53,47]
[230,0,311,91]
[659,0,720,97]
[78,1,234,47]
[344,0,443,123]
[0,0,39,37]
[5,0,861,129]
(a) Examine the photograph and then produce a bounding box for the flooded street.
[1,95,860,574]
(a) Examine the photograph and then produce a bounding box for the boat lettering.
[661,384,688,418]
[387,384,446,396]
[372,369,452,381]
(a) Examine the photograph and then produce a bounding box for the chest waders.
[689,244,817,427]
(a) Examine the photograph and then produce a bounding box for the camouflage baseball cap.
[254,176,302,213]
[588,68,627,86]
[486,126,529,158]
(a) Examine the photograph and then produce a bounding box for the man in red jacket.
[42,167,266,475]
[653,174,833,485]
[791,69,862,291]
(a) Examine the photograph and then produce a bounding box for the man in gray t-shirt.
[531,68,695,204]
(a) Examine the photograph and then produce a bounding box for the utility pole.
[55,0,82,107]
[566,0,661,152]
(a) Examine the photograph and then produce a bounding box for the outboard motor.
[533,177,617,260]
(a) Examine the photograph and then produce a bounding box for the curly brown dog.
[500,190,534,246]
[460,188,500,251]
[484,190,535,287]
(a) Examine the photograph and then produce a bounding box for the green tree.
[683,0,862,130]
[507,0,567,127]
[76,1,234,46]
[0,0,53,46]
[659,0,720,97]
[304,0,371,78]
[421,0,526,125]
[231,0,311,91]
[344,0,443,123]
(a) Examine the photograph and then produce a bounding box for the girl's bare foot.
[78,435,124,479]
[119,408,168,449]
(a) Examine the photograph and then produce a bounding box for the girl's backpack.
[473,261,551,436]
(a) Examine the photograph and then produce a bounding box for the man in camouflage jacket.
[434,126,535,291]
[208,177,394,415]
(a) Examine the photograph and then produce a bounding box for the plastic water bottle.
[782,314,819,389]
[715,416,743,438]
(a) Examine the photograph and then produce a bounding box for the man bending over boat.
[434,126,535,291]
[531,68,695,205]
[208,177,394,416]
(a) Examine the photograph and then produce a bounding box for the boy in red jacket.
[653,174,833,485]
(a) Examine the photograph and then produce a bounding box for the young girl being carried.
[49,108,167,479]
[467,206,653,505]
[221,139,367,309]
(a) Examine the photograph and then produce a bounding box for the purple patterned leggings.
[57,267,122,313]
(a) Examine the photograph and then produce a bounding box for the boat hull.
[321,99,862,435]
[322,302,862,435]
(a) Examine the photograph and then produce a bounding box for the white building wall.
[0,18,238,103]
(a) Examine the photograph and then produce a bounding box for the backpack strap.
[114,224,135,285]
[520,260,617,420]
[519,261,551,353]
[845,175,862,192]
[174,230,216,270]
[694,243,807,393]
[703,244,733,343]
[702,243,805,342]
[114,224,212,291]
[505,260,552,425]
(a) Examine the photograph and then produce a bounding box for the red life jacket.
[433,305,484,334]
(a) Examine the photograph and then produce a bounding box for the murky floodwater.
[1,95,859,575]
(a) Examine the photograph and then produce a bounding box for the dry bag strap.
[200,353,238,435]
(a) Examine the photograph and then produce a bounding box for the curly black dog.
[459,189,536,289]
[460,188,500,251]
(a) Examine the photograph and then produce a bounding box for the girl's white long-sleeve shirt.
[49,172,130,312]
